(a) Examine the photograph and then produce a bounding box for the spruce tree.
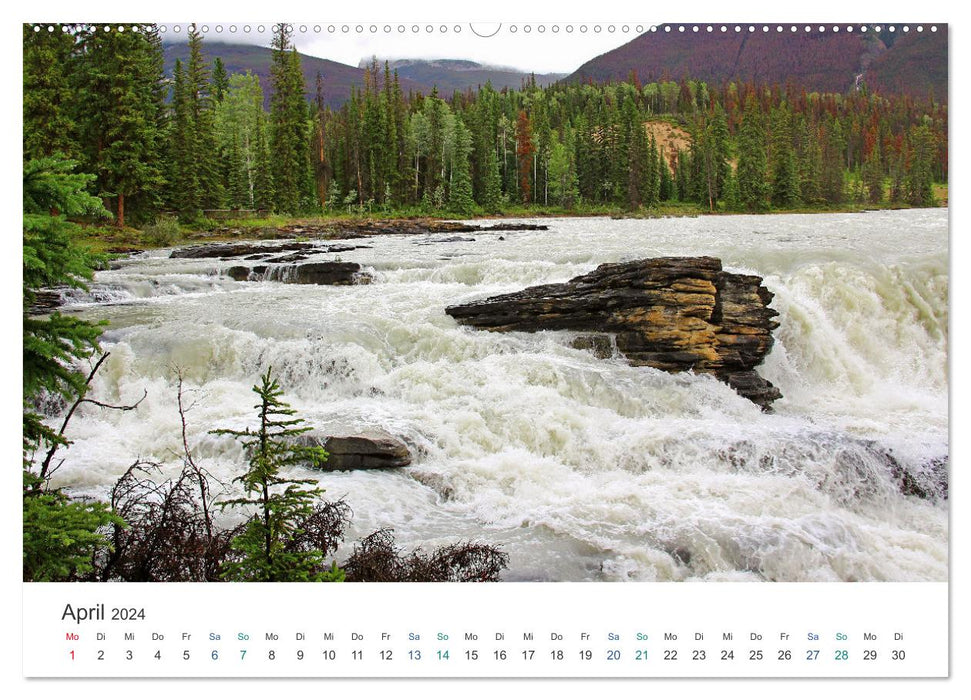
[820,118,846,205]
[736,99,769,212]
[624,98,649,209]
[23,24,78,160]
[269,25,311,213]
[770,107,801,207]
[186,25,223,210]
[169,60,200,217]
[252,112,275,211]
[906,124,936,206]
[227,133,249,208]
[862,139,885,204]
[448,119,475,214]
[211,57,229,102]
[482,143,503,212]
[74,23,166,227]
[215,369,343,582]
[23,157,121,581]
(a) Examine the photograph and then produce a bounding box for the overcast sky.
[159,22,644,74]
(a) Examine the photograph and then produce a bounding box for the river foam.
[47,209,948,581]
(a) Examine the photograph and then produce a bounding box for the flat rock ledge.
[445,256,782,409]
[226,261,371,285]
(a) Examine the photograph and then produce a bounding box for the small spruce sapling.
[215,368,344,582]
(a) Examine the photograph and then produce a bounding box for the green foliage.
[448,119,475,214]
[736,99,769,212]
[269,26,311,214]
[862,140,885,204]
[73,24,166,227]
[22,25,947,227]
[23,25,78,160]
[769,106,801,207]
[215,369,342,582]
[142,215,181,247]
[23,471,123,581]
[22,157,122,582]
[906,124,936,207]
[23,158,109,455]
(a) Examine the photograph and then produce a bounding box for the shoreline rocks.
[195,218,549,242]
[445,256,782,409]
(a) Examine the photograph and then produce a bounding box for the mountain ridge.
[563,25,947,99]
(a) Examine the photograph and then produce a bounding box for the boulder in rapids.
[445,256,782,409]
[296,430,412,470]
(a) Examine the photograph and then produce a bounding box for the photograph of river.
[23,21,947,584]
[50,209,948,582]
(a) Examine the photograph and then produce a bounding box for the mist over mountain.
[365,57,566,93]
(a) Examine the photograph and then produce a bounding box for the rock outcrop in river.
[445,256,782,409]
[226,261,371,285]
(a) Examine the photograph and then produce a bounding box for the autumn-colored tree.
[515,110,535,204]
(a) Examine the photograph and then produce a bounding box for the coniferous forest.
[23,22,948,583]
[24,23,947,229]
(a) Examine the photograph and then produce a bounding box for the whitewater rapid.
[48,209,948,581]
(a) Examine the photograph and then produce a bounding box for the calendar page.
[18,0,954,691]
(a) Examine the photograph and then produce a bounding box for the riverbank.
[76,190,948,256]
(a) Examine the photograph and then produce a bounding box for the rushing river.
[51,209,948,582]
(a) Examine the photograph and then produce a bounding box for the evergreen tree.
[186,25,223,210]
[820,118,846,205]
[888,140,907,203]
[906,124,936,206]
[252,112,275,210]
[23,158,107,454]
[211,57,229,102]
[269,25,311,213]
[215,369,343,582]
[482,143,503,212]
[624,98,649,209]
[769,106,801,207]
[23,157,121,581]
[862,138,885,204]
[75,24,166,226]
[422,88,447,202]
[23,25,78,160]
[736,99,769,211]
[722,167,740,209]
[798,121,824,204]
[169,59,200,217]
[448,119,475,214]
[227,133,249,208]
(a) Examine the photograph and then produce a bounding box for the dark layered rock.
[170,241,368,260]
[445,256,782,408]
[170,241,315,259]
[226,261,371,285]
[28,289,65,315]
